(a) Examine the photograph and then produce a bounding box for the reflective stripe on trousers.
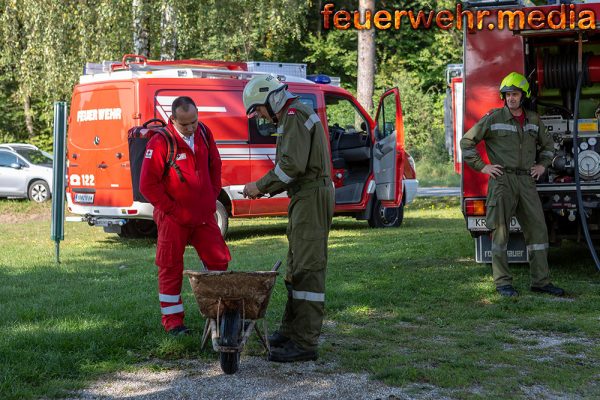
[159,292,184,315]
[292,289,325,302]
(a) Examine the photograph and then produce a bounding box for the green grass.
[416,158,461,187]
[1,198,599,399]
[0,198,50,215]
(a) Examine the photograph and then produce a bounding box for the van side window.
[296,94,317,111]
[0,151,16,167]
[248,93,317,145]
[377,93,397,140]
[324,95,369,144]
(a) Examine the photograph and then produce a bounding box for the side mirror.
[360,121,367,132]
[9,163,22,170]
[373,125,381,141]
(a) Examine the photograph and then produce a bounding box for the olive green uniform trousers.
[280,182,334,350]
[486,171,551,287]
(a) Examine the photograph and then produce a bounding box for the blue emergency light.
[307,74,331,84]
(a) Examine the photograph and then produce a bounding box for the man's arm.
[255,110,312,195]
[460,113,491,172]
[536,118,554,169]
[140,135,177,214]
[204,124,222,200]
[530,118,554,180]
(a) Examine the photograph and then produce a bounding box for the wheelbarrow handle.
[271,260,282,272]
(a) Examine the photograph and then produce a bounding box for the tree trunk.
[357,0,375,114]
[133,0,150,57]
[160,1,177,61]
[23,95,34,139]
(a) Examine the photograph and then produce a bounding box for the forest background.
[0,0,465,168]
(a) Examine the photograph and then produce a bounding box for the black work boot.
[496,284,519,297]
[268,340,318,363]
[268,330,290,348]
[168,325,191,336]
[531,283,565,296]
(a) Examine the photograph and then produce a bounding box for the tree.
[357,0,375,113]
[0,0,34,139]
[160,1,177,60]
[133,0,150,56]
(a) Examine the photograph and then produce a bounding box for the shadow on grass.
[98,236,157,248]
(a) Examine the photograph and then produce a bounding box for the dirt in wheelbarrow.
[69,356,455,400]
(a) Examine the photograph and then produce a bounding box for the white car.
[0,143,54,202]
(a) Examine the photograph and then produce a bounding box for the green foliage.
[303,30,357,88]
[0,71,25,142]
[376,63,444,161]
[415,158,460,187]
[176,0,310,60]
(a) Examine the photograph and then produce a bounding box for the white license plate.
[467,217,521,231]
[74,193,94,204]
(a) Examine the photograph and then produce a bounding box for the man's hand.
[481,164,504,179]
[530,164,545,180]
[242,182,262,199]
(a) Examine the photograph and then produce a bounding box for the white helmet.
[243,74,295,121]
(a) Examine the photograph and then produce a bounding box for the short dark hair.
[171,96,197,119]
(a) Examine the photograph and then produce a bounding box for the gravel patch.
[520,384,584,400]
[68,357,456,400]
[511,329,597,350]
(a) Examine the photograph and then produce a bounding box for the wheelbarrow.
[184,261,281,374]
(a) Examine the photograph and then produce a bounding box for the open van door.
[373,88,405,208]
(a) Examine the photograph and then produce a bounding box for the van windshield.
[16,148,53,166]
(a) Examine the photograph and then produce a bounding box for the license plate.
[74,193,94,204]
[467,217,521,231]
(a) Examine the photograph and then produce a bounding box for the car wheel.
[215,200,229,237]
[28,180,50,203]
[368,197,404,228]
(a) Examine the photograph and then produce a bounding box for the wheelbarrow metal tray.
[184,270,278,320]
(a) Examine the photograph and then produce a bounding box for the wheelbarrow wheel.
[219,309,241,374]
[220,351,240,375]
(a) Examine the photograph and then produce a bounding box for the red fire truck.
[451,1,600,264]
[66,55,418,237]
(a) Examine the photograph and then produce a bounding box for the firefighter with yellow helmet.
[460,72,565,297]
[242,74,334,361]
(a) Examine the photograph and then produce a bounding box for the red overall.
[140,121,230,331]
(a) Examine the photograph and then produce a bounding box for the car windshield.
[16,148,53,166]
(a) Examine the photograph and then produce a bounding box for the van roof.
[79,67,316,85]
[0,143,39,151]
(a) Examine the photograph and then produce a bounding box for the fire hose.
[572,61,600,271]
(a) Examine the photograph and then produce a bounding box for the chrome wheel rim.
[31,184,47,202]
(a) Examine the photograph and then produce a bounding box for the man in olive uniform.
[460,72,564,297]
[242,74,334,362]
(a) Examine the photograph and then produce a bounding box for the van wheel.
[368,197,404,228]
[28,180,50,203]
[118,219,157,239]
[215,200,229,237]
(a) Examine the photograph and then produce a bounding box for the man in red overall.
[140,96,231,335]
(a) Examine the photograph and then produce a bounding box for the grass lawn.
[1,198,599,399]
